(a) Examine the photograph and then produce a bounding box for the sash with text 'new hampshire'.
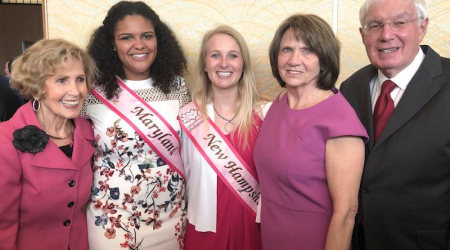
[179,101,260,216]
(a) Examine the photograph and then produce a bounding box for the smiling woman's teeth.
[61,100,79,106]
[218,72,232,77]
[132,54,146,58]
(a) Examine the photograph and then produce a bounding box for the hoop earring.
[32,99,41,112]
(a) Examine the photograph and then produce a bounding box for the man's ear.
[359,27,365,43]
[418,17,429,43]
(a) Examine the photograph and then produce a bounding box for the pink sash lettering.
[179,102,260,216]
[91,78,184,178]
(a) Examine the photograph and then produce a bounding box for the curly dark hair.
[87,1,187,99]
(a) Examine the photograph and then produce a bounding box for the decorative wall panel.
[46,0,450,97]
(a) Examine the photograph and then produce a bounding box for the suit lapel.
[374,46,443,147]
[71,116,95,168]
[32,142,79,170]
[31,117,94,170]
[12,102,94,170]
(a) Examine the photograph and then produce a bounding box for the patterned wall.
[44,0,450,98]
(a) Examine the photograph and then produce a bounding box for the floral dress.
[82,77,190,250]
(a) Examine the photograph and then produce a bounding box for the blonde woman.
[179,25,270,250]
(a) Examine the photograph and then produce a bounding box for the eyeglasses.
[362,16,423,35]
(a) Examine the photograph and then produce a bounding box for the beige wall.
[44,0,450,98]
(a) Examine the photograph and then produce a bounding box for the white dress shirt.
[370,48,426,112]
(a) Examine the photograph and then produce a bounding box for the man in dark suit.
[1,60,24,121]
[340,0,450,249]
[0,74,23,122]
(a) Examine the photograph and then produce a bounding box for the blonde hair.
[194,25,265,148]
[11,38,97,100]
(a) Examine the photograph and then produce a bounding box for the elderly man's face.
[360,0,428,78]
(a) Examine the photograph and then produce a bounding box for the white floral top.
[82,77,190,250]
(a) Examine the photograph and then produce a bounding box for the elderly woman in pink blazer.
[0,39,97,250]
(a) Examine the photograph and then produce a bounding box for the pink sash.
[91,78,184,178]
[179,102,260,216]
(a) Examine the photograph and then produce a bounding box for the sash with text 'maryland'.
[179,102,260,217]
[91,78,185,179]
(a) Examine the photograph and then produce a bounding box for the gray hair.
[359,0,427,26]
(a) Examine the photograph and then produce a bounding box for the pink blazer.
[0,102,94,250]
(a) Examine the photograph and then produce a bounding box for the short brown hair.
[269,14,340,90]
[11,38,97,99]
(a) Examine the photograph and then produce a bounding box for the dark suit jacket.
[0,75,24,122]
[340,45,450,250]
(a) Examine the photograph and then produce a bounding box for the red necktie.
[373,80,396,142]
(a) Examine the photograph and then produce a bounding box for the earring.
[113,48,116,51]
[32,99,41,112]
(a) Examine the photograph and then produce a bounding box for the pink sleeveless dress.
[254,91,368,250]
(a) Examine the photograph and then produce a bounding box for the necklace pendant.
[224,122,234,133]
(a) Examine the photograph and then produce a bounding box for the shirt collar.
[377,47,425,91]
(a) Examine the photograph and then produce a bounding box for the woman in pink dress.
[254,14,368,250]
[180,25,270,250]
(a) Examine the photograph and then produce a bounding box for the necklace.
[213,105,236,133]
[45,127,74,140]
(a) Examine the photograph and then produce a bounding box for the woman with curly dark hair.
[82,1,190,249]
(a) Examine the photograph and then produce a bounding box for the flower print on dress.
[137,155,156,170]
[156,157,166,167]
[104,227,116,239]
[110,187,120,200]
[106,126,117,137]
[95,214,108,229]
[92,186,100,196]
[131,185,141,194]
[103,202,118,215]
[89,117,187,249]
[85,79,190,249]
